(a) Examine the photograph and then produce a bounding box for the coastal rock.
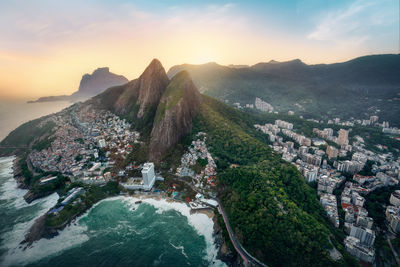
[213,213,239,266]
[22,214,58,247]
[12,157,29,189]
[23,190,53,204]
[149,71,201,161]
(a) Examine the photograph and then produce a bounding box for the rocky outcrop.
[149,71,201,161]
[114,59,169,117]
[213,213,240,266]
[94,61,201,161]
[23,190,53,204]
[21,214,58,247]
[136,59,170,118]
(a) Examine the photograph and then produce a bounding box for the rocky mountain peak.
[149,70,202,161]
[136,59,169,118]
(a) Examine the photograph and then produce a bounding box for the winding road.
[175,178,267,266]
[216,198,267,267]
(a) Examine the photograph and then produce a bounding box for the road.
[175,178,267,266]
[216,199,267,267]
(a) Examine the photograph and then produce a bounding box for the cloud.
[0,1,244,54]
[307,0,397,47]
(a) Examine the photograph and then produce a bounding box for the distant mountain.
[72,67,128,98]
[28,67,128,103]
[168,54,400,126]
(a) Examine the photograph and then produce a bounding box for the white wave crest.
[120,196,226,267]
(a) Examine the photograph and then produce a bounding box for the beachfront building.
[121,162,156,191]
[142,162,156,190]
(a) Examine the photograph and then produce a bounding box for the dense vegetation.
[192,96,357,266]
[168,54,400,127]
[0,118,55,156]
[32,136,56,151]
[46,181,120,227]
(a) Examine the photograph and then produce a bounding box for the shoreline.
[20,191,235,266]
[2,155,236,266]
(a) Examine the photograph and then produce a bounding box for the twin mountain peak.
[92,59,202,161]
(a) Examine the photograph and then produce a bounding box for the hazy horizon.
[0,0,398,99]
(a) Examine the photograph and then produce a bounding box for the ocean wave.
[0,156,15,178]
[0,156,16,166]
[1,192,226,266]
[0,192,65,266]
[120,196,226,267]
[0,156,52,210]
[169,242,189,259]
[0,156,89,267]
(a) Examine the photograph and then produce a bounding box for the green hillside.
[190,96,357,266]
[168,54,400,127]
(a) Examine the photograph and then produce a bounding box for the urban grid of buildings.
[255,115,400,263]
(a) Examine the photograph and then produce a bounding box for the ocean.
[0,101,224,267]
[0,100,72,141]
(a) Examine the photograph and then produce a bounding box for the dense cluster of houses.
[176,132,217,189]
[255,118,400,263]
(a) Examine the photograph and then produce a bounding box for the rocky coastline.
[213,212,241,266]
[19,189,237,266]
[12,156,51,204]
[12,156,29,190]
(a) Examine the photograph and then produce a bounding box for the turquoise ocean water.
[0,157,224,267]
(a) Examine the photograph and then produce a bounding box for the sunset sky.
[0,0,398,99]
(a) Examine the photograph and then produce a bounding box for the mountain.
[94,59,170,136]
[149,71,202,161]
[92,59,201,158]
[1,59,358,266]
[72,67,128,99]
[113,59,169,117]
[28,67,128,103]
[168,54,400,126]
[93,60,352,265]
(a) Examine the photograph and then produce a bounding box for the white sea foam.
[170,242,189,259]
[0,156,55,210]
[0,156,88,267]
[0,192,90,267]
[120,196,226,267]
[0,188,225,267]
[0,156,15,166]
[2,221,88,267]
[0,192,63,266]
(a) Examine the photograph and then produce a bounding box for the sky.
[0,0,398,99]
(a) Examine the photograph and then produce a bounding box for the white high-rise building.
[98,139,106,148]
[142,162,155,190]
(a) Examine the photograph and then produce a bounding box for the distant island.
[28,67,128,103]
